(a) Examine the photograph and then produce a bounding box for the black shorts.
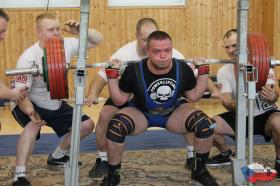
[104,97,128,109]
[12,101,90,140]
[218,109,280,141]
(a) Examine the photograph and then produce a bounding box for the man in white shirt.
[207,29,280,180]
[11,13,103,186]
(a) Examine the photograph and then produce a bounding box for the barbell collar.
[270,58,280,68]
[5,64,40,76]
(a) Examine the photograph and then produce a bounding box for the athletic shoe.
[191,166,219,186]
[47,154,82,166]
[185,158,192,170]
[89,158,108,178]
[206,151,234,167]
[275,161,280,180]
[100,169,120,186]
[12,177,31,186]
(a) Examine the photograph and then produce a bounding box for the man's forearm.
[88,75,107,97]
[207,78,218,93]
[0,80,11,99]
[108,79,129,106]
[194,75,208,98]
[87,28,104,47]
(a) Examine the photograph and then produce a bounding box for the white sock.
[52,146,68,159]
[14,166,26,181]
[98,151,108,161]
[186,145,194,159]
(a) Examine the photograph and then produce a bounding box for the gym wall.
[0,0,279,98]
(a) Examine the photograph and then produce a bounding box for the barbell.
[5,33,280,100]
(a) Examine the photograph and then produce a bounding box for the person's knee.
[27,121,41,132]
[81,119,95,134]
[106,113,135,143]
[267,113,280,131]
[185,110,216,139]
[99,106,119,123]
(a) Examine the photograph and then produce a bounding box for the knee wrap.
[106,113,135,143]
[185,110,216,139]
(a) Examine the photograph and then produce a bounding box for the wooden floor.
[0,98,227,135]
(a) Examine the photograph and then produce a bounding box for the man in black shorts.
[11,13,103,186]
[207,29,280,180]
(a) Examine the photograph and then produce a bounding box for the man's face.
[37,18,60,42]
[136,23,157,56]
[223,32,237,60]
[147,38,173,69]
[0,17,8,42]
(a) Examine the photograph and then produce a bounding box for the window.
[108,0,186,7]
[0,0,80,8]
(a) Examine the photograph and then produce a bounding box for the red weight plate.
[248,33,261,90]
[255,33,266,90]
[59,38,69,99]
[46,38,56,99]
[53,37,62,99]
[56,37,66,99]
[256,33,270,89]
[60,38,69,98]
[50,38,59,99]
[45,37,69,99]
[252,33,263,91]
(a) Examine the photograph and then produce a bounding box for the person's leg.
[205,113,235,166]
[263,111,280,180]
[89,98,125,178]
[184,132,194,168]
[14,122,40,185]
[88,105,119,177]
[101,107,148,186]
[11,104,44,185]
[47,102,94,166]
[57,118,94,150]
[166,103,218,186]
[96,105,119,153]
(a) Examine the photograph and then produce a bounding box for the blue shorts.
[144,113,169,128]
[12,101,90,140]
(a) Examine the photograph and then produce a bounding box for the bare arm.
[85,74,107,105]
[219,92,236,111]
[107,79,131,106]
[0,80,27,103]
[63,20,103,49]
[207,78,222,99]
[184,74,209,102]
[261,84,279,104]
[87,28,104,48]
[0,80,11,98]
[106,59,131,106]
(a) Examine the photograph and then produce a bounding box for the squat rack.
[65,0,259,185]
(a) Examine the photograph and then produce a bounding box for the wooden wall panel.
[0,0,277,99]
